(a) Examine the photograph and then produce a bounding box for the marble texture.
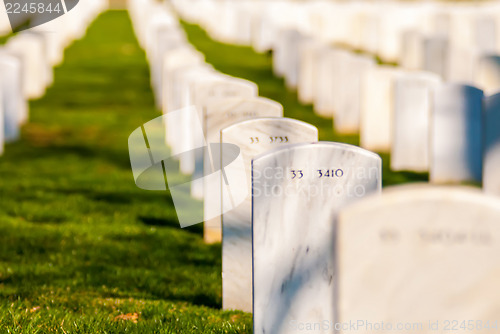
[391,72,441,172]
[162,46,204,114]
[446,46,479,84]
[360,66,403,153]
[252,142,381,334]
[423,36,448,79]
[334,53,375,134]
[204,97,283,244]
[430,84,483,184]
[484,92,500,195]
[221,118,318,312]
[0,51,27,141]
[6,33,49,99]
[314,48,350,118]
[189,77,258,199]
[297,38,323,105]
[400,30,424,71]
[273,28,304,89]
[151,27,186,108]
[476,55,500,95]
[166,63,212,159]
[337,184,500,334]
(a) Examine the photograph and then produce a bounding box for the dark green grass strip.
[181,21,428,187]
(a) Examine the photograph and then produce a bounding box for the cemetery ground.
[0,9,428,334]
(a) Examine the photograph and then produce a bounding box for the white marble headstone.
[189,77,258,199]
[446,46,479,84]
[221,117,318,313]
[162,46,205,114]
[314,48,349,118]
[337,184,500,334]
[297,38,322,105]
[400,30,424,71]
[423,36,448,79]
[484,92,500,195]
[6,33,49,99]
[203,97,283,244]
[430,84,483,184]
[334,53,375,134]
[476,55,500,95]
[391,72,441,172]
[360,66,402,153]
[0,51,28,141]
[252,142,381,334]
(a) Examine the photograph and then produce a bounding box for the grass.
[181,21,429,187]
[0,10,251,333]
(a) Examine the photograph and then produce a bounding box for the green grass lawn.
[0,9,431,334]
[0,10,251,333]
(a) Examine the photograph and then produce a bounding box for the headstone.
[297,38,322,104]
[253,142,381,334]
[475,15,497,54]
[423,36,448,79]
[446,46,479,84]
[0,88,3,155]
[334,53,375,134]
[151,27,186,108]
[165,63,212,159]
[273,28,304,89]
[484,92,500,195]
[360,66,402,153]
[0,51,27,141]
[314,48,349,118]
[476,55,500,95]
[221,117,318,313]
[400,30,424,70]
[337,184,500,334]
[162,46,205,114]
[189,77,258,199]
[283,30,305,90]
[6,33,49,99]
[391,72,441,172]
[430,84,483,184]
[204,97,283,244]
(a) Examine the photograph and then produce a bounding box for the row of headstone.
[172,0,500,64]
[0,0,107,156]
[174,0,500,197]
[129,2,393,320]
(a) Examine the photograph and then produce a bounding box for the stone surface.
[221,117,318,313]
[430,84,483,184]
[297,38,322,105]
[204,97,283,244]
[0,51,27,141]
[446,46,479,84]
[360,66,402,153]
[400,30,424,71]
[337,184,500,334]
[189,77,258,199]
[476,55,500,95]
[314,47,349,118]
[6,33,49,99]
[334,53,375,134]
[423,36,448,79]
[484,92,500,195]
[252,142,381,334]
[391,72,441,172]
